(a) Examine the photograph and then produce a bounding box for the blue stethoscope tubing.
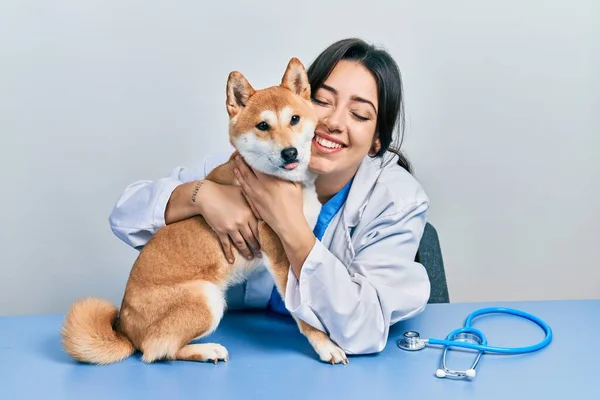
[427,307,553,354]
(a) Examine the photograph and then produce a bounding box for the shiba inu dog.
[60,58,348,366]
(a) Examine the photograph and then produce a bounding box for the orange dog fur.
[60,58,348,365]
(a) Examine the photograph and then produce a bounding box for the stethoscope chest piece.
[396,331,427,351]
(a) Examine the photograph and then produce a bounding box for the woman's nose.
[323,108,344,133]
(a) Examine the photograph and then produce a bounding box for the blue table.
[1,299,597,399]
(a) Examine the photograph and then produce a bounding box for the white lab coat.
[108,152,431,354]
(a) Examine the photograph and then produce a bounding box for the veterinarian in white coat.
[108,38,431,355]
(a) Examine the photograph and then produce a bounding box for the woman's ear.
[369,137,382,156]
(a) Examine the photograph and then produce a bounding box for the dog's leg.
[295,319,348,365]
[259,224,348,365]
[270,260,348,364]
[137,282,227,364]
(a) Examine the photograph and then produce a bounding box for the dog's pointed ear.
[226,71,255,117]
[280,57,311,101]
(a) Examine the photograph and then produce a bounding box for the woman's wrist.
[164,180,206,224]
[278,218,316,278]
[189,180,209,214]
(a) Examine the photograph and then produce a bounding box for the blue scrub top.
[267,177,354,315]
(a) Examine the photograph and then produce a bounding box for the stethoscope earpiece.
[436,367,476,379]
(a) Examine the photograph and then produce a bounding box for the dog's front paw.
[176,343,229,364]
[199,343,229,364]
[296,318,348,365]
[314,340,348,365]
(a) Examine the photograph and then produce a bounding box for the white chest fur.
[302,182,322,230]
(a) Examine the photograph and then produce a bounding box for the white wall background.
[1,0,598,316]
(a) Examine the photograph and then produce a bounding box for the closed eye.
[352,113,370,121]
[311,98,329,106]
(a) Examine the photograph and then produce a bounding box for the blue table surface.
[1,299,598,399]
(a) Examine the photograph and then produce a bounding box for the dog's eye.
[256,122,269,131]
[290,115,300,126]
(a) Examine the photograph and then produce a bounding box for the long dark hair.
[306,38,413,173]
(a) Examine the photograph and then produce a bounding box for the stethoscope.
[397,307,553,380]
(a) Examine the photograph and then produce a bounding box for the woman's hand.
[193,180,262,263]
[233,156,305,240]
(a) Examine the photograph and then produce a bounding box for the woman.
[109,38,431,355]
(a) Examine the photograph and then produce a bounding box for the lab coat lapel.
[344,155,388,228]
[321,155,388,265]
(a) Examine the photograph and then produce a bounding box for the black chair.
[415,222,450,303]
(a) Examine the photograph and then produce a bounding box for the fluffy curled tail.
[61,297,135,365]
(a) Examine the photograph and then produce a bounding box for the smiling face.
[309,60,381,178]
[225,58,318,182]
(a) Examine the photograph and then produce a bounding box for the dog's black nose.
[281,147,298,163]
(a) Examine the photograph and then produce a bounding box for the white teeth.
[315,136,343,149]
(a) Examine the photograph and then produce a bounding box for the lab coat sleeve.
[108,153,229,250]
[284,199,431,355]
